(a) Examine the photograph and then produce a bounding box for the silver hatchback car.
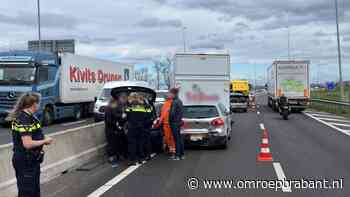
[181,103,232,148]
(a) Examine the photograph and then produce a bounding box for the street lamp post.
[37,0,41,51]
[335,0,344,99]
[182,26,187,52]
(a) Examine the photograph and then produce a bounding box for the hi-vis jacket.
[125,104,153,129]
[12,111,44,153]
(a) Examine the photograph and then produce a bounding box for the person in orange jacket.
[159,94,176,159]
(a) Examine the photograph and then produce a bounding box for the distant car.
[230,92,248,112]
[155,90,168,104]
[181,103,232,148]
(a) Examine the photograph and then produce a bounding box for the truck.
[267,60,310,112]
[172,53,232,147]
[0,50,133,125]
[230,80,249,112]
[172,53,231,110]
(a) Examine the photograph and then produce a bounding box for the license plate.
[190,135,204,141]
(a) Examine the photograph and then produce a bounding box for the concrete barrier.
[0,122,106,197]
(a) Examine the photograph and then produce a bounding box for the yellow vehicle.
[230,80,250,112]
[231,80,249,96]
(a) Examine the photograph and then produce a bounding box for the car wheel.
[219,137,228,149]
[228,129,232,140]
[94,116,101,122]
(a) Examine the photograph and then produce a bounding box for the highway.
[38,94,349,197]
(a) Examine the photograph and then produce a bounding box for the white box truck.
[172,53,232,148]
[267,60,310,112]
[172,53,231,110]
[0,51,133,125]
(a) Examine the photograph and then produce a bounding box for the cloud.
[154,0,350,29]
[78,36,117,45]
[136,17,182,28]
[190,41,225,50]
[1,0,350,83]
[0,12,80,29]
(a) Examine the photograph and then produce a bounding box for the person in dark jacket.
[168,88,184,160]
[104,98,120,167]
[105,93,129,167]
[278,94,288,107]
[125,93,153,166]
[114,94,128,161]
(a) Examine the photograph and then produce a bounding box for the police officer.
[7,92,53,197]
[125,93,153,166]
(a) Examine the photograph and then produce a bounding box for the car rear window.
[183,106,219,119]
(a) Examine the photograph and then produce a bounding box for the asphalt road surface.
[42,95,349,197]
[0,118,95,145]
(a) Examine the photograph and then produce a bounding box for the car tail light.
[211,118,225,127]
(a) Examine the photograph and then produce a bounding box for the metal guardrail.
[311,99,350,106]
[310,99,350,117]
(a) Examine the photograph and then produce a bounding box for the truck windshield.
[0,65,36,85]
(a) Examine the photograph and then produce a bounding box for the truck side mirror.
[94,97,97,102]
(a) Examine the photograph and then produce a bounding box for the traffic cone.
[257,130,273,162]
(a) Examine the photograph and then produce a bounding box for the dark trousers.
[141,129,152,159]
[127,127,143,162]
[105,127,128,160]
[171,124,184,157]
[105,127,118,157]
[116,132,128,159]
[13,153,41,197]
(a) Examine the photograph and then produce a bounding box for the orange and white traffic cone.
[257,129,273,162]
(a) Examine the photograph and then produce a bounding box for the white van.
[93,81,150,122]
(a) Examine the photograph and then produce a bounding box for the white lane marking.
[87,153,156,197]
[87,165,141,197]
[316,117,350,123]
[259,123,265,130]
[62,120,87,126]
[273,162,292,192]
[304,111,331,115]
[309,113,347,119]
[303,112,350,136]
[329,122,350,127]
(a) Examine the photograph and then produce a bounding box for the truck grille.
[0,92,22,108]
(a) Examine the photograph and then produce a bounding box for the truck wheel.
[74,107,82,120]
[42,107,54,126]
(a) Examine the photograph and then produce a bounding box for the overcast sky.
[1,0,349,83]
